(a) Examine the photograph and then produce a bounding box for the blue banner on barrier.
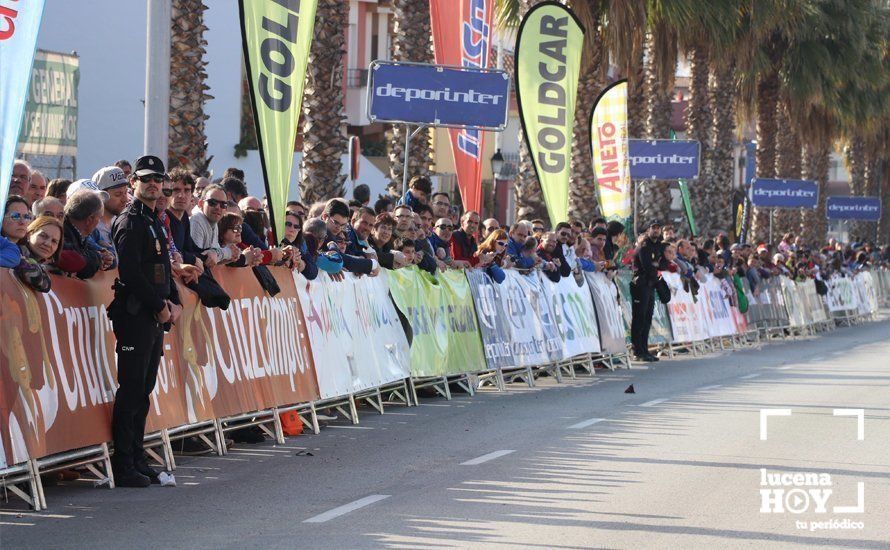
[826,196,881,221]
[366,61,510,129]
[750,178,818,209]
[628,139,700,180]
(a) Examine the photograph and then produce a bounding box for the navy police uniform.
[108,156,179,484]
[630,225,663,359]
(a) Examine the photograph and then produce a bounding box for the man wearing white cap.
[91,166,131,269]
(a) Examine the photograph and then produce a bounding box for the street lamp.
[490,148,504,178]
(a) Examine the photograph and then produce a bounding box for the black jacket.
[112,199,180,314]
[167,210,201,265]
[63,218,102,279]
[633,236,663,287]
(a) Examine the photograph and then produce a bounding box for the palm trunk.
[844,136,867,241]
[168,0,210,172]
[862,149,880,241]
[569,30,605,223]
[638,27,676,228]
[387,0,434,196]
[800,142,829,247]
[299,0,348,203]
[879,157,890,245]
[685,41,712,235]
[513,0,549,222]
[773,100,803,239]
[709,58,737,235]
[751,69,779,244]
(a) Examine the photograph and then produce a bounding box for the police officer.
[109,155,182,487]
[630,220,663,362]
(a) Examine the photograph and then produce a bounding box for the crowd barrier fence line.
[1,264,885,509]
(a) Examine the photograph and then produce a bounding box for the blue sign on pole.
[366,61,510,129]
[628,139,700,180]
[749,178,818,209]
[826,196,882,221]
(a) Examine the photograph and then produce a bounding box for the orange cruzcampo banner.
[0,267,319,467]
[429,0,496,212]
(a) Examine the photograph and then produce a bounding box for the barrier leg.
[271,408,286,444]
[32,458,46,510]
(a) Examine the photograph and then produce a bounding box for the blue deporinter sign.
[367,61,509,130]
[750,178,818,209]
[628,139,700,180]
[826,196,881,221]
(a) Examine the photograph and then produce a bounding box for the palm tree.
[708,58,738,235]
[299,0,349,203]
[772,100,803,238]
[387,0,435,196]
[168,0,210,172]
[568,0,607,223]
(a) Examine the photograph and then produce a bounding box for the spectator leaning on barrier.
[430,217,455,265]
[92,166,131,268]
[475,229,510,283]
[304,216,345,277]
[554,222,576,276]
[346,206,380,266]
[507,220,536,269]
[323,198,378,276]
[537,232,564,283]
[280,211,310,276]
[370,213,410,270]
[108,154,182,488]
[190,184,239,267]
[14,215,64,293]
[3,195,33,245]
[62,187,108,279]
[166,168,204,272]
[450,210,481,268]
[218,212,263,267]
[630,220,663,363]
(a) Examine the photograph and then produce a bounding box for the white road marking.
[0,511,74,519]
[303,495,390,523]
[777,365,793,370]
[639,398,668,407]
[226,451,276,457]
[699,385,723,391]
[0,521,35,526]
[740,373,761,379]
[566,417,606,430]
[326,425,374,430]
[418,403,451,407]
[461,450,516,465]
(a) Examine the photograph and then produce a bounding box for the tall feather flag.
[589,79,631,228]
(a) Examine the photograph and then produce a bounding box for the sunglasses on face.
[558,232,571,238]
[161,188,174,197]
[497,240,508,247]
[5,212,33,222]
[139,175,165,184]
[205,198,227,208]
[284,221,299,229]
[533,226,544,232]
[436,224,453,230]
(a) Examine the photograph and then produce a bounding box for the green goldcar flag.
[589,80,631,227]
[515,1,584,226]
[239,0,318,239]
[678,180,698,236]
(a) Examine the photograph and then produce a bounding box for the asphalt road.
[3,316,889,549]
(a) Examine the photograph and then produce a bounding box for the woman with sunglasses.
[473,229,510,283]
[279,211,311,277]
[217,212,263,267]
[2,196,31,268]
[14,216,64,293]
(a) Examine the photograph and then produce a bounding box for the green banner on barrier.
[387,267,487,377]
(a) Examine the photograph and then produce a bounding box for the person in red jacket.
[449,210,481,268]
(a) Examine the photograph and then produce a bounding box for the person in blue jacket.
[397,175,431,211]
[506,220,537,269]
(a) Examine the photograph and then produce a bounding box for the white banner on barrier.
[662,272,709,343]
[541,274,602,359]
[500,270,564,367]
[294,272,410,400]
[825,276,859,313]
[701,275,737,338]
[584,272,627,355]
[853,272,879,315]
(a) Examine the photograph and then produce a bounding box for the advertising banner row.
[1,265,884,469]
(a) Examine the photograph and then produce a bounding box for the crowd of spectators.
[3,159,887,301]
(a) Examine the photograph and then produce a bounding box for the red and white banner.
[429,0,495,212]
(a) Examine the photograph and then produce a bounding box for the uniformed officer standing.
[109,155,182,487]
[630,221,664,362]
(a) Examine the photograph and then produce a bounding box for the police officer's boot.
[114,468,151,488]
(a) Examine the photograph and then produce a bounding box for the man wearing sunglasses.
[322,198,378,276]
[430,218,455,265]
[190,184,240,268]
[110,155,182,487]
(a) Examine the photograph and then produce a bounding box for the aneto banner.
[589,80,631,225]
[429,0,496,212]
[515,1,585,226]
[239,0,318,241]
